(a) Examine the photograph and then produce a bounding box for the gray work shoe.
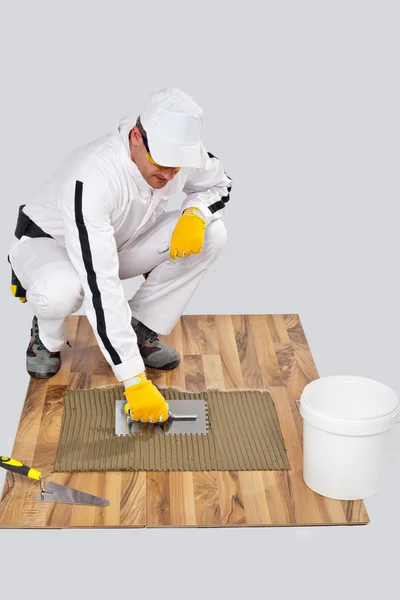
[26,316,61,378]
[131,317,180,370]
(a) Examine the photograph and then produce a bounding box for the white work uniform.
[8,115,232,382]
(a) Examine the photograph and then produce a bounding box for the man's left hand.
[169,207,206,259]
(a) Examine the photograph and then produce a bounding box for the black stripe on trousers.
[206,151,232,214]
[74,180,122,365]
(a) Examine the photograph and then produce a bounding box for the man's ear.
[129,127,142,146]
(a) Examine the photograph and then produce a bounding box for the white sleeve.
[60,167,145,381]
[181,144,232,225]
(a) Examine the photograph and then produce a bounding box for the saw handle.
[0,456,42,481]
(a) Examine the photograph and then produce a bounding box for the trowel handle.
[168,412,198,421]
[0,456,42,481]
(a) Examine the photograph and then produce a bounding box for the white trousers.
[8,210,227,352]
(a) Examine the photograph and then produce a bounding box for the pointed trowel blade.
[34,481,110,506]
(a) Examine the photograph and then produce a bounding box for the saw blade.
[115,399,208,436]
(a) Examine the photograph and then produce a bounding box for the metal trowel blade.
[34,481,110,506]
[115,399,208,436]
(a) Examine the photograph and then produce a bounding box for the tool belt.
[8,205,54,302]
[14,204,53,241]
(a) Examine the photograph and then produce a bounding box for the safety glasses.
[141,131,181,172]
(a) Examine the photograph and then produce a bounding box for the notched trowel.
[115,399,208,436]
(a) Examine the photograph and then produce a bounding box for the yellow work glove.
[123,372,169,423]
[170,207,206,259]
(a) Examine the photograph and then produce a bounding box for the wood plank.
[216,471,246,526]
[261,471,294,525]
[169,472,197,526]
[281,314,319,447]
[163,319,185,389]
[284,314,319,382]
[90,345,114,377]
[69,472,100,527]
[193,471,221,526]
[70,315,95,373]
[184,354,205,390]
[266,314,291,345]
[198,315,219,354]
[146,472,170,526]
[231,314,265,388]
[342,499,370,524]
[269,314,309,448]
[181,315,204,354]
[271,314,312,398]
[216,315,244,389]
[239,471,272,525]
[249,315,285,387]
[181,327,214,526]
[119,472,146,527]
[203,354,225,390]
[91,371,122,528]
[145,321,189,529]
[203,348,245,526]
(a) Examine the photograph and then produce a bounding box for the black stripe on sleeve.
[74,180,122,365]
[209,200,226,214]
[207,151,232,214]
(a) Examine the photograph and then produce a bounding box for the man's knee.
[27,270,84,319]
[204,218,228,257]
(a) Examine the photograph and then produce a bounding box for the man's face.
[129,128,180,189]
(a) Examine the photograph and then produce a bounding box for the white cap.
[140,88,204,168]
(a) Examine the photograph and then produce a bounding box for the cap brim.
[146,134,202,168]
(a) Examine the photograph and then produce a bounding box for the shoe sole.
[27,367,60,378]
[27,363,61,379]
[144,357,181,371]
[27,371,60,379]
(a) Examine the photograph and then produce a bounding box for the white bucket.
[298,375,400,500]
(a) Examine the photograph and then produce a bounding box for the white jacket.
[19,114,232,381]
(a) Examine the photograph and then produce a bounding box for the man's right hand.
[123,372,169,423]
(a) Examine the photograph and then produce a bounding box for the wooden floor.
[0,314,369,528]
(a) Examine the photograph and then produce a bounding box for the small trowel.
[115,399,208,436]
[0,456,109,506]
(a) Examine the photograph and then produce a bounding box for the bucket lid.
[300,375,399,423]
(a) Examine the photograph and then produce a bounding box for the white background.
[0,1,399,598]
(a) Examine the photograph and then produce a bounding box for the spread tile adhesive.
[53,385,290,472]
